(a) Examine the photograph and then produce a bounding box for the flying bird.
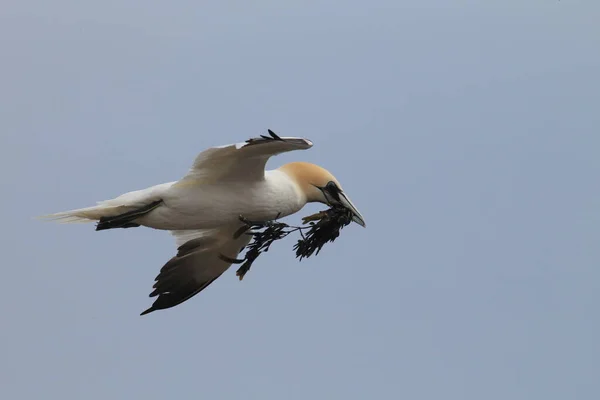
[41,130,365,315]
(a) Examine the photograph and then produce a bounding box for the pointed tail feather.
[37,182,174,226]
[37,204,134,224]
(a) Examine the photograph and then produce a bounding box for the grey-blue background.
[1,1,598,399]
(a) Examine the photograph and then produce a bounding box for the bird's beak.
[337,191,366,228]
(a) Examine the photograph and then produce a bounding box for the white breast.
[150,170,307,230]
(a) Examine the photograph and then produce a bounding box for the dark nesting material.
[235,207,353,280]
[294,206,353,260]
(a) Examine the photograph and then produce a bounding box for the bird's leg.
[233,224,251,239]
[238,212,283,229]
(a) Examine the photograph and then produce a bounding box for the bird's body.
[41,130,365,315]
[76,169,306,231]
[152,169,307,230]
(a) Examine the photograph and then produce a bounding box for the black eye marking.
[324,181,341,201]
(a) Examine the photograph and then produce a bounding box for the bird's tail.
[38,199,164,231]
[37,203,137,224]
[38,183,173,226]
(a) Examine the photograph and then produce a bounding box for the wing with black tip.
[179,130,313,184]
[140,226,251,316]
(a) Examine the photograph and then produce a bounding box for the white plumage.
[40,130,365,315]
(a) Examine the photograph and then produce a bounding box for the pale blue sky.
[1,1,599,399]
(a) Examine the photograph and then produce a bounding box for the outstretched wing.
[140,225,251,315]
[179,129,313,184]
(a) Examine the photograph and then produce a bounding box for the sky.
[1,1,599,399]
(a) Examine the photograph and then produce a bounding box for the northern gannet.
[41,130,365,315]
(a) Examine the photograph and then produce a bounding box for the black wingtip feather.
[267,129,282,140]
[245,129,304,146]
[140,307,155,316]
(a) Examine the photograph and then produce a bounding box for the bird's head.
[279,162,366,227]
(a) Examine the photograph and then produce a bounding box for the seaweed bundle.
[234,207,353,280]
[294,206,353,260]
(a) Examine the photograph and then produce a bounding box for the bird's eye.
[324,181,341,201]
[326,181,338,191]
